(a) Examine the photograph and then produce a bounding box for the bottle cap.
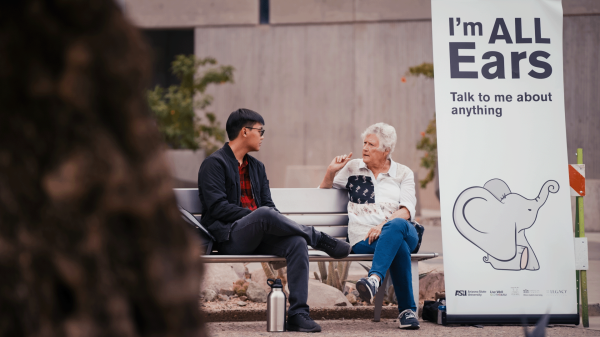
[267,278,283,288]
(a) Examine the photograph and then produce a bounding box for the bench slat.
[285,214,348,226]
[201,253,438,263]
[314,226,348,237]
[271,188,348,213]
[189,214,348,227]
[175,188,350,214]
[175,188,203,213]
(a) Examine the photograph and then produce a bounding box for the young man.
[198,108,351,332]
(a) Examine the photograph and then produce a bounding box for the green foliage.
[416,118,437,189]
[148,55,234,154]
[408,62,434,79]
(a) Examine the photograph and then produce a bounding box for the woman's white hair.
[361,123,397,159]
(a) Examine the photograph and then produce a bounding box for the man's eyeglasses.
[245,127,265,136]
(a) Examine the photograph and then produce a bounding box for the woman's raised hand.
[327,152,353,174]
[319,152,353,188]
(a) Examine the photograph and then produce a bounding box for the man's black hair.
[226,108,265,140]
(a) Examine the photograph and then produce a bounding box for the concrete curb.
[202,306,401,322]
[201,303,600,322]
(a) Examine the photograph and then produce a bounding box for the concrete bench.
[174,188,438,321]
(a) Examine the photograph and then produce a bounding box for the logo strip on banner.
[431,0,579,325]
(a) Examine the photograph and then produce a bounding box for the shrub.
[148,55,234,154]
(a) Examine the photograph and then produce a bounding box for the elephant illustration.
[452,179,559,271]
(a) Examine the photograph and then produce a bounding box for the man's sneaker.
[398,309,420,330]
[356,276,379,303]
[287,312,322,332]
[315,232,351,259]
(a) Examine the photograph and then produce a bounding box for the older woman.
[319,122,421,330]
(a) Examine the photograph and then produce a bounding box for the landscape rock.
[346,293,357,304]
[202,289,217,302]
[237,301,247,307]
[217,294,229,301]
[239,296,248,301]
[200,264,244,293]
[419,272,445,301]
[385,285,397,304]
[246,281,267,303]
[306,279,352,307]
[219,288,235,296]
[230,264,246,279]
[250,270,272,293]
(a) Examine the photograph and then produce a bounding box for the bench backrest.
[174,188,350,238]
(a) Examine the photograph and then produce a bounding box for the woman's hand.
[363,207,410,244]
[327,153,353,174]
[395,206,411,220]
[319,152,352,188]
[364,222,385,244]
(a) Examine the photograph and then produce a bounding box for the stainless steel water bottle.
[266,278,286,332]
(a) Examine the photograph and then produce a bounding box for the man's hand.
[327,153,352,174]
[364,222,385,245]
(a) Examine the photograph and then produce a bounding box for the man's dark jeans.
[217,206,321,316]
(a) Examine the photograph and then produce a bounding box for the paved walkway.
[206,319,600,336]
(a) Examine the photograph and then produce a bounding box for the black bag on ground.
[178,206,215,255]
[422,300,440,323]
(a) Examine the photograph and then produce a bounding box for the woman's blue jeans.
[352,218,419,313]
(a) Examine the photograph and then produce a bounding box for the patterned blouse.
[330,158,417,246]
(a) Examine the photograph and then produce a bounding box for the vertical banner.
[431,0,579,324]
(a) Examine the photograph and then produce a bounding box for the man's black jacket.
[197,143,278,242]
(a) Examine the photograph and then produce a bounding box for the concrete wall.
[564,16,600,179]
[268,0,599,25]
[195,21,440,209]
[123,0,258,28]
[563,15,600,231]
[572,179,600,232]
[563,0,600,15]
[124,0,600,222]
[270,0,431,24]
[124,0,600,28]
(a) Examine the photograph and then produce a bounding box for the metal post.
[575,206,580,316]
[577,148,589,328]
[373,271,390,322]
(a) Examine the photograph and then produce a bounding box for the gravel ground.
[206,319,600,337]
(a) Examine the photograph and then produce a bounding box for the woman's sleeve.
[331,162,351,190]
[398,169,417,221]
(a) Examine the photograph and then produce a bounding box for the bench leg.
[373,270,390,322]
[412,261,419,314]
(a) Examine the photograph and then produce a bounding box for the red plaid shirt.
[239,156,257,211]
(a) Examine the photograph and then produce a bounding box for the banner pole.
[577,148,589,328]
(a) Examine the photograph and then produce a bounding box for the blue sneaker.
[356,276,379,303]
[398,309,420,329]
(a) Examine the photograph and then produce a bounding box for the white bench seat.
[201,253,437,263]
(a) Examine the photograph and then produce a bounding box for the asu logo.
[455,290,467,296]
